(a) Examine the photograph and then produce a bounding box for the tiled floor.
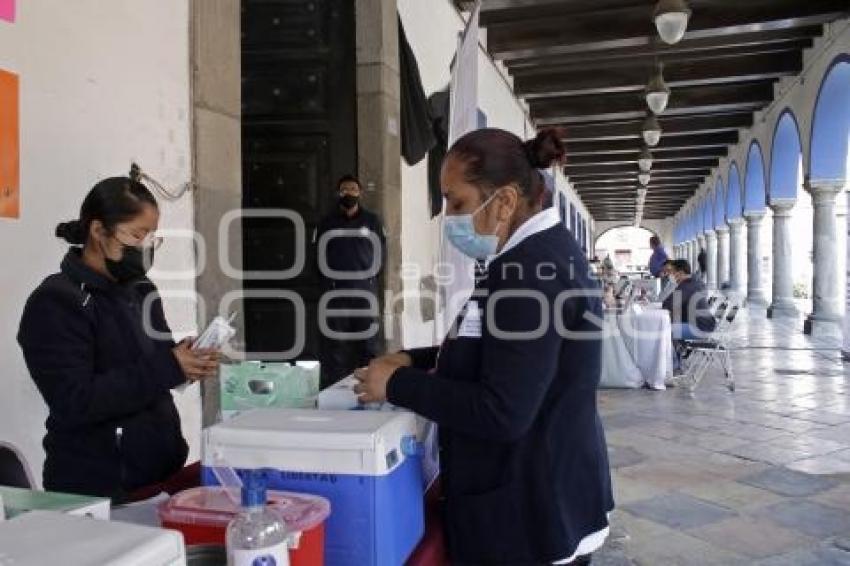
[594,306,850,565]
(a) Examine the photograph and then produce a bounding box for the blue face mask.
[443,193,501,259]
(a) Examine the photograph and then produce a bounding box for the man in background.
[696,248,708,283]
[648,235,668,278]
[314,175,386,387]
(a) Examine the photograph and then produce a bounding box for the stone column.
[745,212,766,305]
[716,225,730,289]
[705,230,718,290]
[767,199,797,318]
[355,0,403,350]
[689,239,697,272]
[728,218,746,296]
[190,0,243,425]
[804,179,845,333]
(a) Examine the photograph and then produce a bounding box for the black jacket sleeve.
[17,288,186,428]
[400,346,440,370]
[388,267,580,442]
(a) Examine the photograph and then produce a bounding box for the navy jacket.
[314,206,386,290]
[662,276,717,332]
[17,250,188,500]
[388,223,614,564]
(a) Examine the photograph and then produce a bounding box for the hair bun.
[524,127,567,169]
[55,220,85,245]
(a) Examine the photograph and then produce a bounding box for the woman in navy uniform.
[355,128,613,564]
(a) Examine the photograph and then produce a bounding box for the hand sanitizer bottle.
[226,471,289,566]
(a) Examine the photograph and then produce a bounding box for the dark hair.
[55,175,158,245]
[671,259,692,275]
[649,235,661,247]
[336,174,361,191]
[447,127,566,204]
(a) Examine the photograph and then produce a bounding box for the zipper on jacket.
[115,427,127,487]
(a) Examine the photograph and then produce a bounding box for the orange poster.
[0,69,19,219]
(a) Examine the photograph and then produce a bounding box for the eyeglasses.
[114,227,164,250]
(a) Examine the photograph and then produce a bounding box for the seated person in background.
[656,260,677,302]
[662,259,716,340]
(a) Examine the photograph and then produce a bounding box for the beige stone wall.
[355,0,404,351]
[190,0,243,425]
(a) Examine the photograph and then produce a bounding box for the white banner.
[436,1,481,341]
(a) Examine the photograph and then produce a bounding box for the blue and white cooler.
[202,408,425,566]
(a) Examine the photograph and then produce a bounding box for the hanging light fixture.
[654,0,692,45]
[638,147,653,172]
[638,172,651,186]
[642,113,662,146]
[645,64,671,114]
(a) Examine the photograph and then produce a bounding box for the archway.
[809,57,850,325]
[745,141,773,303]
[594,226,657,274]
[726,163,746,292]
[712,177,729,286]
[810,58,850,182]
[771,110,811,311]
[713,177,726,230]
[726,163,743,221]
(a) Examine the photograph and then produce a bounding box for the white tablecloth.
[618,306,674,390]
[599,313,644,388]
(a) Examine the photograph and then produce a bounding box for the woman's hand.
[352,353,411,403]
[172,339,221,383]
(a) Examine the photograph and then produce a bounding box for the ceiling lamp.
[645,65,671,114]
[638,147,653,172]
[638,172,651,185]
[642,113,662,146]
[654,0,692,45]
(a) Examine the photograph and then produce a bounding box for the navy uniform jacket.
[388,222,614,564]
[17,250,188,499]
[314,206,386,290]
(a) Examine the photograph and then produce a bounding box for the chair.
[678,305,740,392]
[0,442,35,489]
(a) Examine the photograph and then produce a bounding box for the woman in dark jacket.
[355,128,614,564]
[17,176,219,500]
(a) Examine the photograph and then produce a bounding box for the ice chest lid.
[159,487,330,533]
[207,408,417,450]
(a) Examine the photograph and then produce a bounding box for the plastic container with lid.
[159,486,330,566]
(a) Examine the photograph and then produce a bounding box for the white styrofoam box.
[203,408,419,476]
[0,511,186,566]
[317,375,364,410]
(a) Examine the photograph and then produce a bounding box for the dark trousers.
[319,291,382,388]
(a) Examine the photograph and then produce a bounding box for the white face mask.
[443,192,502,259]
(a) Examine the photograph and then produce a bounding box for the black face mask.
[339,194,359,210]
[105,245,154,283]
